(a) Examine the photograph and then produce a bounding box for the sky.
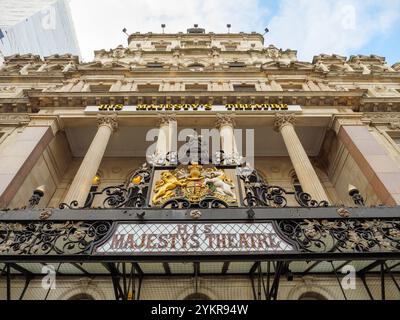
[69,0,400,65]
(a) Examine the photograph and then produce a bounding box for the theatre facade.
[0,26,400,300]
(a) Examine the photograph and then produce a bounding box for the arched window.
[298,292,327,300]
[184,293,211,300]
[187,63,205,69]
[68,293,95,300]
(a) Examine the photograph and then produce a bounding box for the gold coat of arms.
[151,164,237,206]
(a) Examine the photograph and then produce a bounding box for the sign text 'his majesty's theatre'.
[94,223,295,255]
[85,104,302,113]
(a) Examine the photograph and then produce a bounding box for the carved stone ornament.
[0,114,30,125]
[158,113,177,126]
[97,114,118,131]
[215,114,236,128]
[189,210,202,220]
[274,113,296,132]
[39,210,53,220]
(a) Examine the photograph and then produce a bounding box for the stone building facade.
[0,26,400,300]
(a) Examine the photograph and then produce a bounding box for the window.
[137,84,160,92]
[185,84,208,91]
[233,84,256,92]
[281,83,303,91]
[146,62,164,68]
[89,84,111,92]
[229,61,246,68]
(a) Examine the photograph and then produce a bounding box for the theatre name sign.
[94,223,295,255]
[85,104,302,113]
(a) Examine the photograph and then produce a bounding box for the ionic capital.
[97,114,118,131]
[216,114,236,129]
[158,113,177,127]
[274,113,296,132]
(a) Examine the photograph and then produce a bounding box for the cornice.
[0,113,30,126]
[361,112,400,128]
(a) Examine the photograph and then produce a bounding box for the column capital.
[158,113,177,126]
[274,113,296,132]
[97,114,118,131]
[216,113,236,129]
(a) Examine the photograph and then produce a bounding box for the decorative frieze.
[0,114,30,125]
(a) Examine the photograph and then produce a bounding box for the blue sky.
[70,0,400,64]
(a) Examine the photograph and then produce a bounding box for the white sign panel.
[85,104,302,114]
[94,223,295,255]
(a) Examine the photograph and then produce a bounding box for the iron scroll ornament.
[239,169,329,208]
[0,221,112,255]
[278,219,400,253]
[60,164,152,210]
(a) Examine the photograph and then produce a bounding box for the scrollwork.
[278,219,400,253]
[0,221,112,256]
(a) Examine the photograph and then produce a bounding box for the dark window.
[137,84,160,92]
[188,63,205,68]
[281,83,303,91]
[233,84,256,92]
[229,62,246,68]
[185,84,208,91]
[90,85,111,92]
[146,62,164,68]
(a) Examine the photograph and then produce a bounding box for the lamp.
[122,27,129,37]
[263,27,269,36]
[161,24,166,34]
[92,174,101,186]
[28,185,46,208]
[227,24,231,34]
[348,184,365,206]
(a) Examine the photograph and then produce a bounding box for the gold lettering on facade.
[97,103,291,112]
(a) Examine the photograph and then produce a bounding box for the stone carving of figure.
[204,170,236,200]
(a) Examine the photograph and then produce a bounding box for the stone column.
[275,114,329,203]
[216,114,239,165]
[154,114,176,165]
[64,115,118,206]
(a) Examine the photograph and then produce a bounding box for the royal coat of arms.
[151,164,237,206]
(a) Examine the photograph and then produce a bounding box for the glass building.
[0,0,80,64]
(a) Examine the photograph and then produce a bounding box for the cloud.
[69,0,268,61]
[266,0,400,61]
